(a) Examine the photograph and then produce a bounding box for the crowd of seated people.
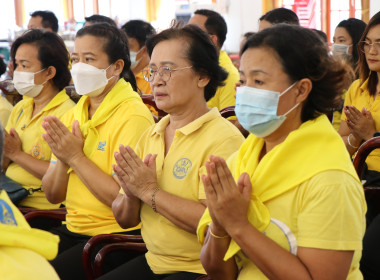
[1,6,380,280]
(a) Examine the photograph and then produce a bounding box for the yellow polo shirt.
[206,51,240,111]
[342,79,380,171]
[135,108,244,274]
[55,82,155,236]
[5,90,75,209]
[136,69,158,117]
[234,170,365,279]
[136,70,152,95]
[0,96,13,127]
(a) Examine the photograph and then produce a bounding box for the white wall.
[112,0,147,25]
[370,0,380,18]
[224,0,262,53]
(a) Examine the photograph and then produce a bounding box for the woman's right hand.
[113,145,158,202]
[202,156,252,235]
[42,116,85,165]
[344,105,376,141]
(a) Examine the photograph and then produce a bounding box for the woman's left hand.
[42,116,85,165]
[3,128,22,161]
[203,155,252,233]
[345,105,376,141]
[113,145,158,201]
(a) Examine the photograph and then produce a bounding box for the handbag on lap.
[0,173,36,205]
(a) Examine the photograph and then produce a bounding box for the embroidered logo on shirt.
[0,199,17,226]
[30,142,45,160]
[97,141,106,151]
[173,158,192,179]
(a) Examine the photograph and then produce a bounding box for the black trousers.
[98,254,204,280]
[362,166,380,226]
[49,225,141,280]
[361,213,380,280]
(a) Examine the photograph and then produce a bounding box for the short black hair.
[76,23,137,91]
[259,8,299,26]
[146,24,228,102]
[243,32,255,40]
[121,20,156,49]
[337,18,367,68]
[84,15,116,27]
[193,9,227,48]
[241,24,350,123]
[30,10,59,33]
[11,29,71,91]
[313,29,328,44]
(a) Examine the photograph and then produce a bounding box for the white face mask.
[332,43,352,57]
[70,62,115,97]
[13,68,47,98]
[130,47,144,69]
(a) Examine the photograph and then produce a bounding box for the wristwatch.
[374,132,380,137]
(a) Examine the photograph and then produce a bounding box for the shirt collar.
[360,78,369,92]
[151,107,220,136]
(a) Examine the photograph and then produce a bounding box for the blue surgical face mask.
[235,82,299,138]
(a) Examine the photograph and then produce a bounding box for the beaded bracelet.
[209,227,229,239]
[347,133,359,149]
[151,187,160,212]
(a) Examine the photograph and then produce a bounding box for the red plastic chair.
[219,105,235,119]
[23,208,67,223]
[82,234,146,280]
[353,136,380,181]
[353,136,380,192]
[326,110,334,123]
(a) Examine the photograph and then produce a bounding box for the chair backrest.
[326,110,334,124]
[83,234,145,280]
[141,95,167,122]
[23,208,67,222]
[219,105,235,119]
[353,136,380,180]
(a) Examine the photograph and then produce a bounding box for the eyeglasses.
[142,66,193,82]
[359,41,380,53]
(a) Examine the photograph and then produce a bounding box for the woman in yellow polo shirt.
[99,25,244,280]
[339,12,380,279]
[41,23,154,279]
[338,12,380,223]
[198,24,365,280]
[2,29,74,209]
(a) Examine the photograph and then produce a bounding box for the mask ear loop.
[104,63,117,82]
[279,81,298,97]
[283,102,300,117]
[34,68,48,86]
[136,46,145,55]
[279,81,300,117]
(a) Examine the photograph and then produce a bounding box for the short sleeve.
[297,170,366,250]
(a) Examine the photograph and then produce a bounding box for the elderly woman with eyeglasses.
[338,11,380,222]
[100,25,244,280]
